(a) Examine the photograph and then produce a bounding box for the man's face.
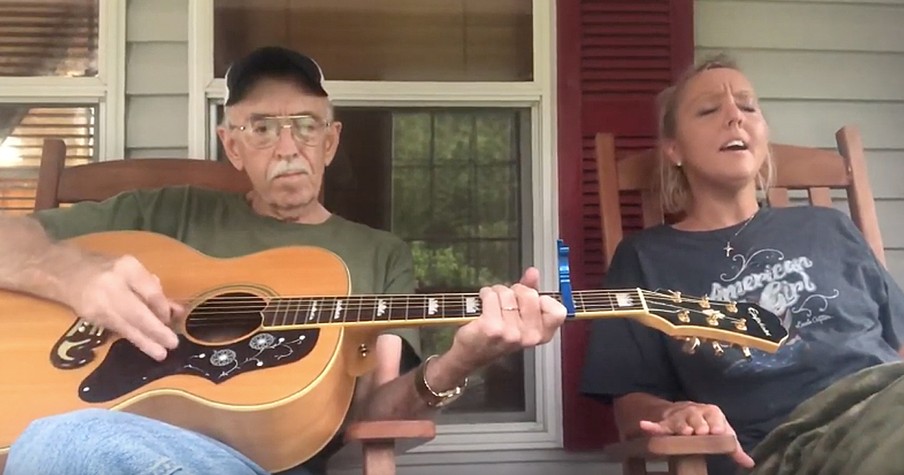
[217,77,342,220]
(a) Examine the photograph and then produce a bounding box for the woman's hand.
[639,401,755,469]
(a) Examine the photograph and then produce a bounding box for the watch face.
[432,386,464,407]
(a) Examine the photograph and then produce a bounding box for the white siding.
[696,0,904,283]
[124,0,189,158]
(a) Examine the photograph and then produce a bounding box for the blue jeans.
[5,409,318,475]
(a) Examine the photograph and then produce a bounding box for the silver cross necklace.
[723,209,760,257]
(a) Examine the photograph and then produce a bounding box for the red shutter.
[556,0,694,450]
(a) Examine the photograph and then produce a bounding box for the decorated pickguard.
[77,329,319,403]
[51,319,110,369]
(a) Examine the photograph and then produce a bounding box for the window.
[0,105,97,213]
[211,0,533,82]
[391,109,534,422]
[0,0,97,78]
[212,104,536,423]
[0,0,122,214]
[191,0,558,451]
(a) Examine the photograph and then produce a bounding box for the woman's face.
[664,68,769,193]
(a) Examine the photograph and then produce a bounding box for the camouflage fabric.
[747,361,904,475]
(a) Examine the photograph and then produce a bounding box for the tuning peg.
[681,337,701,354]
[699,296,711,309]
[726,301,738,314]
[677,310,690,323]
[669,290,682,303]
[740,346,752,359]
[711,341,725,356]
[733,319,747,331]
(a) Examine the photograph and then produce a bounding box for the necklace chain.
[723,210,759,257]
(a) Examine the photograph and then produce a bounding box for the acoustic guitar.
[0,231,787,472]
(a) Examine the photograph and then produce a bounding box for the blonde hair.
[657,53,775,214]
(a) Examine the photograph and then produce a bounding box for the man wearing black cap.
[0,46,566,474]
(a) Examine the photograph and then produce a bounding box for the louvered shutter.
[557,0,693,449]
[0,0,99,214]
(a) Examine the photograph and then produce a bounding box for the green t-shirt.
[35,186,414,296]
[32,185,424,470]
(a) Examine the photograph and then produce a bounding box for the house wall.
[696,0,904,282]
[124,0,189,159]
[124,0,904,273]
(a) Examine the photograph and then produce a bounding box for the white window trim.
[187,0,562,455]
[0,0,125,161]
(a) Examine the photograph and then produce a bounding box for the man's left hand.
[433,267,567,384]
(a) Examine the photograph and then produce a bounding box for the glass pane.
[0,0,99,77]
[0,105,98,213]
[212,104,534,421]
[213,0,533,81]
[388,109,530,420]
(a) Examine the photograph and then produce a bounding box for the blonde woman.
[580,55,904,474]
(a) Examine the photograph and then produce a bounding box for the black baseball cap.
[224,46,328,106]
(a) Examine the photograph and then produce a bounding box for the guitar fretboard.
[257,289,648,329]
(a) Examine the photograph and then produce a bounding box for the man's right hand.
[639,401,755,469]
[66,253,182,361]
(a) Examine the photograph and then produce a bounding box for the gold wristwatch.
[414,354,468,408]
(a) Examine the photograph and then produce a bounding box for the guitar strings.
[178,293,641,315]
[176,291,751,331]
[167,288,639,303]
[164,288,725,307]
[174,292,728,315]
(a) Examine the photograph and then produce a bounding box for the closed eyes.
[696,103,758,116]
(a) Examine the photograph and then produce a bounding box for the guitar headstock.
[553,239,787,358]
[639,289,789,357]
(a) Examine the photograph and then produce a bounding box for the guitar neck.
[257,289,647,330]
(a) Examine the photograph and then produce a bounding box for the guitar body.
[0,231,380,472]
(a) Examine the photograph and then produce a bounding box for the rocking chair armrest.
[344,420,437,444]
[341,420,437,474]
[605,434,738,460]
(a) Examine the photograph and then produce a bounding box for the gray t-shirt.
[580,206,904,474]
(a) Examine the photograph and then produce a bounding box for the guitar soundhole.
[184,291,265,343]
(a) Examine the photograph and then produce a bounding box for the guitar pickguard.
[77,329,319,403]
[51,319,110,369]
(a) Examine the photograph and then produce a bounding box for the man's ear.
[217,125,244,171]
[323,121,343,168]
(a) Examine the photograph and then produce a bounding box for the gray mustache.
[267,160,311,181]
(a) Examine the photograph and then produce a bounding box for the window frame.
[0,0,125,161]
[187,0,563,454]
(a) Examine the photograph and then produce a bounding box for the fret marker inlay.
[615,293,633,307]
[333,300,343,320]
[376,299,387,316]
[427,298,439,316]
[465,297,479,314]
[308,301,318,321]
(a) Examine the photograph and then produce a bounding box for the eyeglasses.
[229,114,332,149]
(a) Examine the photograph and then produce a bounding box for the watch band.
[414,354,468,408]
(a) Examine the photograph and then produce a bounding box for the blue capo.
[556,239,577,318]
